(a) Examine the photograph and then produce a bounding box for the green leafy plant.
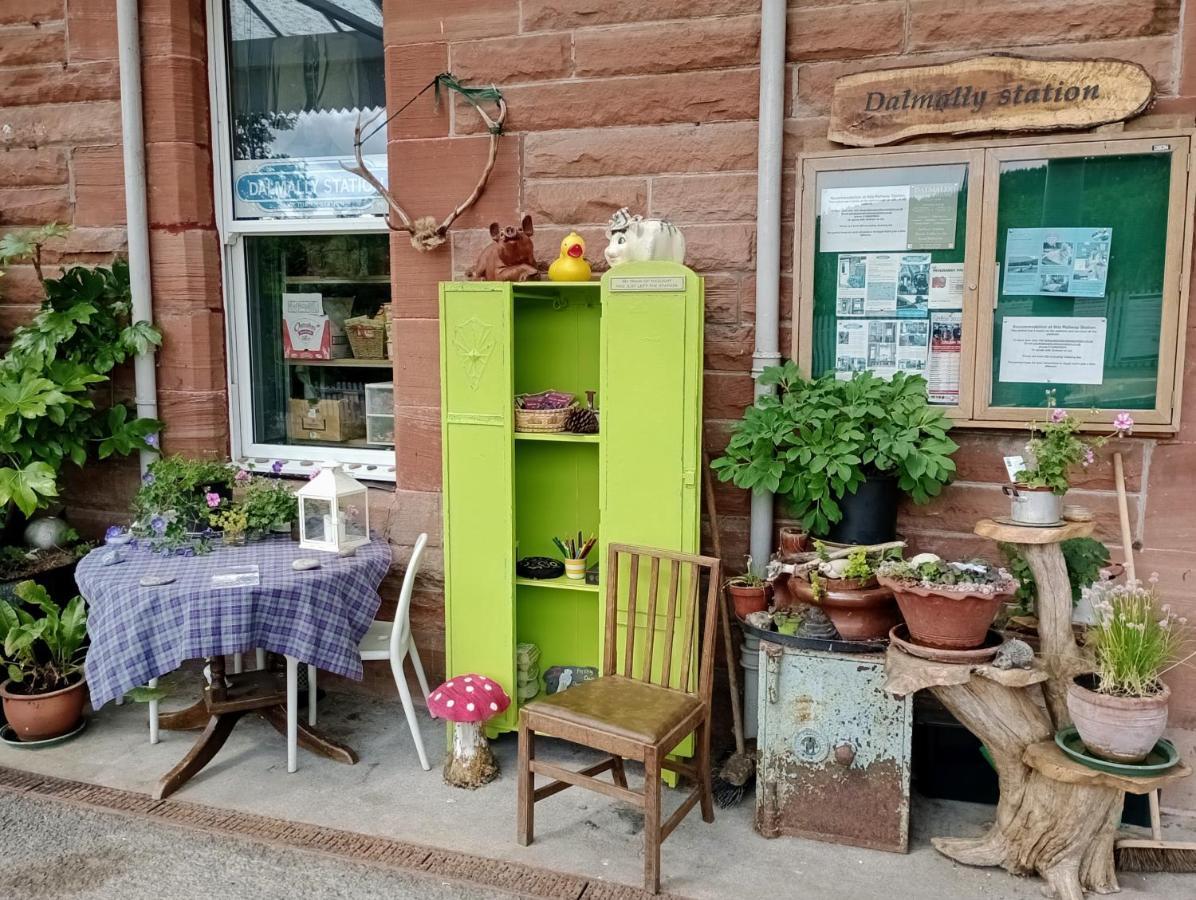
[209,504,248,541]
[712,365,958,535]
[878,556,1014,595]
[0,226,162,518]
[132,456,235,550]
[1015,396,1133,494]
[1082,578,1193,697]
[0,580,87,694]
[840,548,875,581]
[240,476,298,534]
[1001,537,1111,614]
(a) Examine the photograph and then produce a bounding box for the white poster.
[834,320,869,378]
[897,320,930,374]
[820,186,910,252]
[999,316,1107,385]
[835,254,867,316]
[928,262,965,309]
[928,312,962,405]
[867,319,899,379]
[863,253,900,316]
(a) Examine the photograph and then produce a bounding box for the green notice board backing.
[989,151,1171,411]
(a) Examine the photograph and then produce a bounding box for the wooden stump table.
[884,519,1190,900]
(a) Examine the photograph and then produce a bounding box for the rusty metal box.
[755,639,912,852]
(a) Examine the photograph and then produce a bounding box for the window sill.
[235,452,396,483]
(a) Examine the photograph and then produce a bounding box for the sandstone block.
[155,309,227,393]
[0,101,122,147]
[387,135,520,231]
[385,0,518,45]
[786,2,905,62]
[0,1,63,27]
[452,32,572,82]
[1142,440,1196,552]
[148,227,222,311]
[147,141,215,227]
[393,318,441,409]
[522,0,757,30]
[526,122,758,177]
[384,43,449,140]
[574,16,759,78]
[702,273,740,325]
[703,371,754,421]
[395,406,442,493]
[157,388,231,457]
[0,23,65,67]
[141,56,209,144]
[651,172,757,223]
[0,60,119,108]
[525,177,647,225]
[73,144,125,227]
[0,185,70,225]
[0,147,67,186]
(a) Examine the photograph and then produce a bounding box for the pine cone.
[566,406,599,434]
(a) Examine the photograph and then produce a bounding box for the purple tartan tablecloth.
[78,535,391,709]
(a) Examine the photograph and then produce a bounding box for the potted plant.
[0,580,88,741]
[792,545,901,642]
[713,366,958,544]
[1067,577,1192,763]
[132,455,236,550]
[239,474,299,537]
[726,558,772,619]
[877,555,1015,650]
[0,526,90,605]
[0,225,162,542]
[1000,537,1111,619]
[1006,401,1134,525]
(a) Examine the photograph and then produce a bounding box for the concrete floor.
[1,790,510,900]
[2,674,1191,899]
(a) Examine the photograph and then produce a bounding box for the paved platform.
[1,675,1190,899]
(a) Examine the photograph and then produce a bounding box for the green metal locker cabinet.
[439,262,704,737]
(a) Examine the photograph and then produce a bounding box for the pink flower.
[205,491,222,508]
[1050,408,1068,423]
[235,469,252,483]
[1113,412,1134,435]
[1082,448,1095,467]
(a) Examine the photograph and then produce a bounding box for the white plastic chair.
[307,533,432,771]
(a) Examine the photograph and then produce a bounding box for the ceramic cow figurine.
[603,207,686,267]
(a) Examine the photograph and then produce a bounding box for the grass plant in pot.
[877,555,1015,650]
[0,581,88,741]
[1006,400,1134,526]
[1067,577,1193,764]
[726,558,772,619]
[789,544,901,641]
[712,365,957,544]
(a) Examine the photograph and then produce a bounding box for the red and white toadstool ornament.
[427,673,511,788]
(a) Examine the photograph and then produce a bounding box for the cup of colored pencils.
[555,532,596,580]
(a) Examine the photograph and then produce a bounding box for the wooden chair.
[516,543,721,894]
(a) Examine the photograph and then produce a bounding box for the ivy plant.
[1001,537,1111,614]
[0,226,162,519]
[711,364,958,536]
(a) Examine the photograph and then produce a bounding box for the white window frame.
[205,0,396,482]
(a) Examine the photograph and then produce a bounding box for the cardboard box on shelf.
[282,293,354,360]
[287,398,365,443]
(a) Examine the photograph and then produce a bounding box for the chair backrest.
[389,533,429,659]
[602,543,721,703]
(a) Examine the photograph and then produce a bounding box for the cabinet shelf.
[285,358,392,368]
[513,431,599,444]
[515,575,599,593]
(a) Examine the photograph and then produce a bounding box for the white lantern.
[296,462,370,554]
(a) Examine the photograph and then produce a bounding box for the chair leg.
[148,677,159,745]
[516,720,534,846]
[611,755,628,788]
[285,655,298,774]
[391,656,430,771]
[256,648,266,670]
[233,652,243,674]
[643,750,662,894]
[696,717,714,824]
[408,641,432,703]
[307,665,317,727]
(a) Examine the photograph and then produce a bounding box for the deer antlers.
[341,89,508,253]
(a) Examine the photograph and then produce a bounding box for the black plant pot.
[824,474,899,545]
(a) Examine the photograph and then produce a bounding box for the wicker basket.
[514,405,574,433]
[345,315,387,359]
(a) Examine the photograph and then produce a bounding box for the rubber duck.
[548,232,591,282]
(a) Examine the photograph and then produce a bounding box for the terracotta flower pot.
[878,576,1010,650]
[778,526,809,557]
[727,582,772,619]
[788,576,900,642]
[1067,675,1170,764]
[0,675,87,741]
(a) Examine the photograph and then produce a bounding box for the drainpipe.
[116,0,159,474]
[748,0,787,574]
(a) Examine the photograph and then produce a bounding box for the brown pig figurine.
[466,215,539,282]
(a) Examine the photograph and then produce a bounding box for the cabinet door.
[600,263,703,696]
[440,283,516,729]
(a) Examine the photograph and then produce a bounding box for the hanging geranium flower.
[205,491,222,508]
[1113,412,1134,435]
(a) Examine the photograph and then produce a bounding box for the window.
[794,131,1195,431]
[208,0,394,479]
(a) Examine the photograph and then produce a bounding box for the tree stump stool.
[884,519,1190,900]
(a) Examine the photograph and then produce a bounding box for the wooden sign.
[829,56,1153,147]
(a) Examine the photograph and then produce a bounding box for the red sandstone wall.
[385,1,1196,731]
[0,0,226,537]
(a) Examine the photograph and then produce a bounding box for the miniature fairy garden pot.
[1003,484,1064,525]
[788,575,899,642]
[778,526,810,557]
[727,581,772,619]
[1067,674,1171,764]
[0,674,87,742]
[878,576,1011,650]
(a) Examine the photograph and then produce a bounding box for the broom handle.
[1114,452,1159,837]
[703,452,747,757]
[1114,451,1136,583]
